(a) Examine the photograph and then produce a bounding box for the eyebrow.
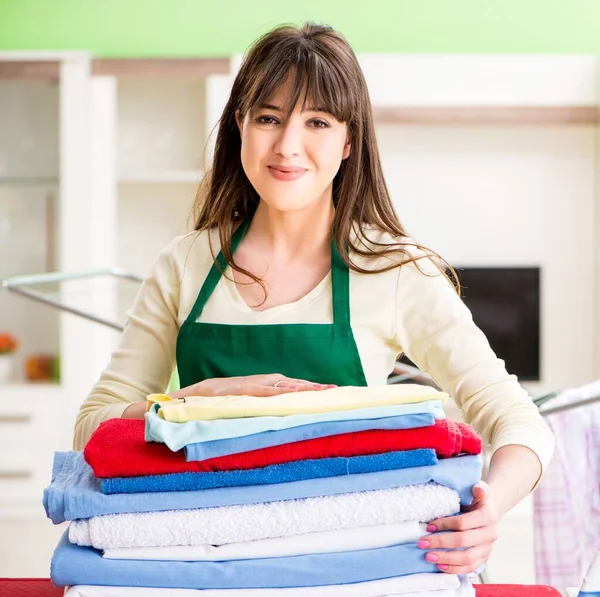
[258,103,329,113]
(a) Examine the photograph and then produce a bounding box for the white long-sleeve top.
[74,227,555,480]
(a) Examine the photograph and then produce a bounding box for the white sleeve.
[393,254,555,480]
[73,240,182,450]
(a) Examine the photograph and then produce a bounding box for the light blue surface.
[146,399,446,451]
[100,449,437,494]
[43,451,481,523]
[50,530,438,589]
[185,412,436,461]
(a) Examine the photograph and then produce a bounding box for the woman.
[75,22,554,575]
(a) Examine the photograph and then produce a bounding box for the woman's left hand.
[418,481,499,574]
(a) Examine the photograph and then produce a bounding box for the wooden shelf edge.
[93,58,230,77]
[372,105,600,125]
[0,58,230,79]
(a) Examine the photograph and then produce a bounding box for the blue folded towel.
[50,531,438,589]
[185,412,436,461]
[44,451,482,523]
[100,448,438,494]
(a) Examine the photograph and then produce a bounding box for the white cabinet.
[0,53,97,516]
[0,57,232,517]
[0,80,60,384]
[0,385,62,514]
[116,77,206,276]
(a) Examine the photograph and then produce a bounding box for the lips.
[267,165,308,181]
[268,165,307,173]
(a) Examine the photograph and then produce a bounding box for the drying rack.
[3,268,599,417]
[2,269,145,332]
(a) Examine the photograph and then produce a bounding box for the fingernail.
[327,384,337,388]
[417,540,430,549]
[438,564,449,571]
[426,524,437,532]
[425,553,439,563]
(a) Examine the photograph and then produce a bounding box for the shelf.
[0,58,230,80]
[119,170,204,184]
[0,383,62,399]
[372,105,599,125]
[0,177,59,186]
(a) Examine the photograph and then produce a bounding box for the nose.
[273,120,302,159]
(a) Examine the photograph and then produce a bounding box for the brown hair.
[192,22,459,293]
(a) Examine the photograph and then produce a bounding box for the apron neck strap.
[330,238,351,324]
[184,221,250,325]
[185,218,351,325]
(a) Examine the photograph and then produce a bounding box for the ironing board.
[0,580,564,597]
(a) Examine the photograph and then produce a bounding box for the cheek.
[240,130,265,178]
[313,136,347,175]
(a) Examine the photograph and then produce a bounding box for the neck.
[246,197,335,262]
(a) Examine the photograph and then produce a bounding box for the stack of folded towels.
[44,384,484,597]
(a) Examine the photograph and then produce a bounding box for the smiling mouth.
[268,166,307,173]
[267,166,308,181]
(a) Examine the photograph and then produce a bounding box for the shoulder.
[157,228,222,271]
[349,224,443,278]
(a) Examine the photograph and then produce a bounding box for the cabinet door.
[0,79,60,384]
[117,77,206,277]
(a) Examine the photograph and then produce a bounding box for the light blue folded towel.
[146,399,446,452]
[185,412,436,461]
[43,451,481,523]
[100,449,438,494]
[50,531,438,589]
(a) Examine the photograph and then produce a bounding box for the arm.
[487,443,542,516]
[73,240,182,450]
[393,252,554,572]
[394,254,554,485]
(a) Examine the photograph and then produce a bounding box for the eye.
[309,119,330,129]
[255,115,279,125]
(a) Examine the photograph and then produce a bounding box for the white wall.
[378,124,597,395]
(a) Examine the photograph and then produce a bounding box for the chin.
[261,198,316,213]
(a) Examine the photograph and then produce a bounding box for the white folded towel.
[70,482,459,550]
[63,572,462,596]
[103,521,427,560]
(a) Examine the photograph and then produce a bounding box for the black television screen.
[400,267,541,382]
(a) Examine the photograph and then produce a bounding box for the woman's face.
[237,78,351,214]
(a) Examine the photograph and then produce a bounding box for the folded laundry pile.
[44,384,483,596]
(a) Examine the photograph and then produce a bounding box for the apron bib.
[176,219,368,388]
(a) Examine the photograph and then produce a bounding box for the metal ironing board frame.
[390,363,600,417]
[2,269,145,332]
[4,269,598,417]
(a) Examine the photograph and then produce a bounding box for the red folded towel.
[84,417,482,478]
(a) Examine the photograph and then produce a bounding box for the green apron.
[176,219,368,388]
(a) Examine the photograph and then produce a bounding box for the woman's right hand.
[121,374,335,420]
[176,373,336,399]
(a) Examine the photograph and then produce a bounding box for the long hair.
[192,22,459,293]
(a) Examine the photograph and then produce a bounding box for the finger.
[419,526,497,550]
[436,556,488,575]
[427,508,489,533]
[268,380,322,393]
[426,543,492,568]
[246,385,299,397]
[470,481,489,505]
[284,378,337,390]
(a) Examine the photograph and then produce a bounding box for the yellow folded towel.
[148,384,448,423]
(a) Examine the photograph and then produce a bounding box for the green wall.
[1,0,600,56]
